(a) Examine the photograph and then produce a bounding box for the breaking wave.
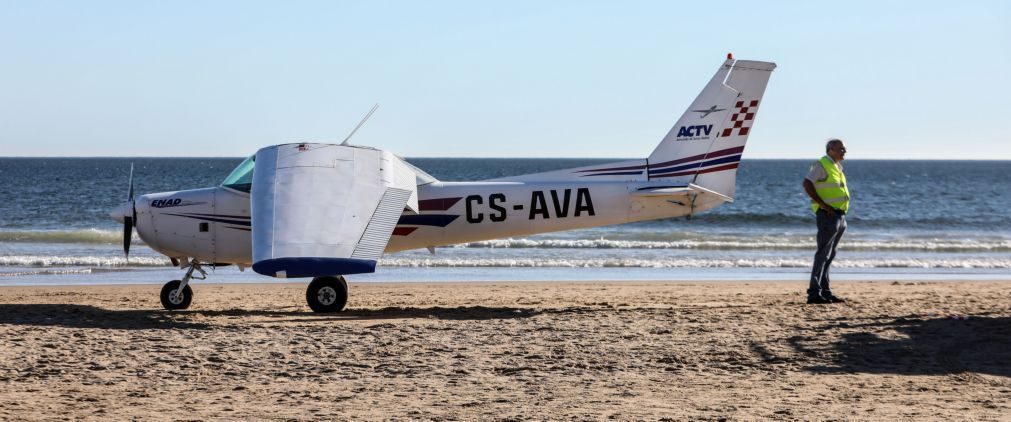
[0,229,135,244]
[3,229,1009,253]
[378,257,1011,269]
[0,268,96,277]
[681,211,1011,229]
[0,255,171,267]
[1,254,1008,270]
[457,238,1011,252]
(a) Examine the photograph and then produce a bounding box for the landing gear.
[160,259,205,310]
[160,280,193,310]
[306,276,348,313]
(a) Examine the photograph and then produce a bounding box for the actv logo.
[677,125,712,138]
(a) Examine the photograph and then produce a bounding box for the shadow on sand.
[778,316,1011,377]
[0,304,543,330]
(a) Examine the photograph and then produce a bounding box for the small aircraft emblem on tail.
[690,105,726,118]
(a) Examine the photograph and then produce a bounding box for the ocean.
[1,157,1009,285]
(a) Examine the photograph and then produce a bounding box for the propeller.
[122,163,135,260]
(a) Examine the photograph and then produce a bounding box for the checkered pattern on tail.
[720,100,759,137]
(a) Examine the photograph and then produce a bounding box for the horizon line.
[2,156,1010,161]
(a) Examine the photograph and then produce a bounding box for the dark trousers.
[808,209,846,298]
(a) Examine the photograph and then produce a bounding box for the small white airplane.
[109,55,775,312]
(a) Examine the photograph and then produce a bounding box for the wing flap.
[351,187,413,261]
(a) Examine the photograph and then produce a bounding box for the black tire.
[306,276,348,313]
[160,279,193,310]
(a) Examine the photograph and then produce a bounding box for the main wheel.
[160,279,193,310]
[306,276,348,313]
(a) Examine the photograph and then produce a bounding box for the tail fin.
[647,57,776,199]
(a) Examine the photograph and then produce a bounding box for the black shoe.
[807,296,831,304]
[824,295,846,303]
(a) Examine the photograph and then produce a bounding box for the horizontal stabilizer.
[632,183,733,203]
[687,183,734,203]
[632,186,693,197]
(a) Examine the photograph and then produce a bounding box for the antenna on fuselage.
[340,103,379,146]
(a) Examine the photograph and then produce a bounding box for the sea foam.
[378,257,1011,269]
[0,228,136,244]
[456,237,1011,252]
[0,255,170,267]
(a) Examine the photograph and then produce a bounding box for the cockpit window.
[221,155,255,193]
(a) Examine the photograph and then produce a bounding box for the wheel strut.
[174,258,206,302]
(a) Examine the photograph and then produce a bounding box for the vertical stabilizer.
[647,57,776,199]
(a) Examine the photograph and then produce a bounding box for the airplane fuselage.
[107,56,775,311]
[131,177,723,267]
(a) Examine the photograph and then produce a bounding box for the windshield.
[221,155,254,193]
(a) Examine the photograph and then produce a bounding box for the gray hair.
[826,138,843,153]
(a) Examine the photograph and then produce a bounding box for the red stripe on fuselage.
[648,163,740,178]
[392,227,418,236]
[418,197,462,211]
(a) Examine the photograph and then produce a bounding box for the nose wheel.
[306,276,348,313]
[160,279,193,310]
[160,259,205,310]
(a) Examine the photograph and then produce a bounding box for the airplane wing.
[250,143,419,278]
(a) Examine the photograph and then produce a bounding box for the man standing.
[803,139,850,304]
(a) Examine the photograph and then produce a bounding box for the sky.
[1,1,1008,159]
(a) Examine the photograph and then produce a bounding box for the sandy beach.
[1,280,1009,420]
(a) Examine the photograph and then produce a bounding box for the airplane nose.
[109,201,131,224]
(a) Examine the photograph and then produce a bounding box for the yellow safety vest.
[811,156,850,213]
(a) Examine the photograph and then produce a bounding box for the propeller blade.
[122,163,136,262]
[127,162,135,201]
[123,216,133,260]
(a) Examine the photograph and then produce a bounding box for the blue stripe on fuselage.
[396,214,459,227]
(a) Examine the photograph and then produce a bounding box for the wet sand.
[1,280,1009,420]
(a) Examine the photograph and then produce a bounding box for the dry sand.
[0,280,1009,420]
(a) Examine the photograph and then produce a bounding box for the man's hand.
[803,179,837,217]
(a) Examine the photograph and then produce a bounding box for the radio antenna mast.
[341,103,379,146]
